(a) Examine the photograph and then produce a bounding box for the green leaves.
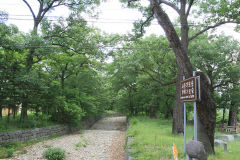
[198,0,240,24]
[107,35,176,116]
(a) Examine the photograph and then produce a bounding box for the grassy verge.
[127,116,240,160]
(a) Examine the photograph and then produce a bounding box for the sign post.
[180,72,201,160]
[193,72,197,141]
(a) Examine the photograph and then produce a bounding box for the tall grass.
[127,116,240,160]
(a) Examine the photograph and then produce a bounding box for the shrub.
[7,148,14,158]
[0,142,19,158]
[43,147,65,160]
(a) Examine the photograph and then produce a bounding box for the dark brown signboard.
[180,77,197,101]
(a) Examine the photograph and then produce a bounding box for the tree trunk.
[149,105,157,118]
[165,98,172,119]
[196,72,216,154]
[0,105,2,119]
[20,100,28,122]
[7,106,11,123]
[150,0,216,154]
[228,105,238,126]
[172,70,184,134]
[129,88,134,115]
[222,107,226,124]
[13,104,17,119]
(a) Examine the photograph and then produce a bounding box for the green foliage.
[0,114,57,132]
[0,11,108,127]
[189,33,240,120]
[107,35,176,118]
[43,147,65,160]
[216,109,229,124]
[75,138,88,149]
[0,142,21,158]
[62,102,85,126]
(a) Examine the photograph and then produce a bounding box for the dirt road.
[13,116,126,160]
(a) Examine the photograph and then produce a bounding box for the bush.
[62,102,85,126]
[0,142,20,158]
[43,147,65,160]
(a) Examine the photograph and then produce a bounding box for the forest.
[0,0,240,156]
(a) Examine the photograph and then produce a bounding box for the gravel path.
[12,116,126,160]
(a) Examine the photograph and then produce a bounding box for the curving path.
[12,116,126,160]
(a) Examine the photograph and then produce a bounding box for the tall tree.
[20,0,100,120]
[125,0,240,154]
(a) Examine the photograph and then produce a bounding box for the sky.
[0,0,239,40]
[0,0,164,35]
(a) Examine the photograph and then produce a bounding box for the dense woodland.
[0,0,240,156]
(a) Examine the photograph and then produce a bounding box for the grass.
[127,116,240,160]
[105,110,118,114]
[0,134,63,159]
[74,137,88,150]
[0,113,58,132]
[43,147,65,160]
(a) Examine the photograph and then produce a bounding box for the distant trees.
[0,13,108,125]
[189,34,240,127]
[107,35,176,118]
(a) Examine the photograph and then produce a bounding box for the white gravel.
[12,116,126,160]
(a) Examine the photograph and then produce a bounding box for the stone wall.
[0,113,124,145]
[0,125,69,144]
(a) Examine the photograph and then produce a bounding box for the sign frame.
[180,77,197,102]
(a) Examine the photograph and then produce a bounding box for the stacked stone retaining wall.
[0,113,124,145]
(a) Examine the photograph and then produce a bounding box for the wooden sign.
[180,77,197,101]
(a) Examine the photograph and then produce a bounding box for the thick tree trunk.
[172,71,184,134]
[150,0,216,154]
[196,72,216,154]
[228,105,238,126]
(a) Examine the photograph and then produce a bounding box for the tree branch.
[213,79,237,89]
[127,0,138,7]
[189,21,240,41]
[51,43,75,52]
[22,0,36,19]
[186,0,194,16]
[140,68,176,86]
[139,12,154,36]
[159,0,180,15]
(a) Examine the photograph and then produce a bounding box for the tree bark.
[150,0,216,154]
[172,70,184,134]
[228,105,238,126]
